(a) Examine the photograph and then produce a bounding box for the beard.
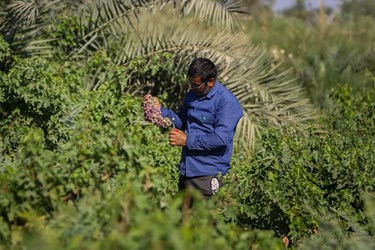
[195,86,211,97]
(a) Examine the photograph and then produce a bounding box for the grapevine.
[143,95,172,128]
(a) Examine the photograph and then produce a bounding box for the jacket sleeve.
[160,103,187,130]
[186,98,243,150]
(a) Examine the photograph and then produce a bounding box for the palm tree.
[0,0,319,152]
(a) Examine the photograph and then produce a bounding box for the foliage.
[0,59,181,248]
[341,0,375,19]
[0,36,10,63]
[297,192,375,250]
[0,57,74,152]
[219,84,375,246]
[0,48,374,250]
[0,50,283,249]
[0,0,320,153]
[245,2,375,105]
[223,128,326,243]
[0,1,374,249]
[0,0,64,57]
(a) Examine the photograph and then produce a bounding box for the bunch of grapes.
[143,95,172,128]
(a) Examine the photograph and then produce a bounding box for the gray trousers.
[178,174,223,198]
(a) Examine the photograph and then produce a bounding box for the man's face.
[187,75,213,97]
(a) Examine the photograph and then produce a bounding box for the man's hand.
[169,129,186,147]
[143,94,161,109]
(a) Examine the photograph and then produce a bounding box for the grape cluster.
[143,95,172,128]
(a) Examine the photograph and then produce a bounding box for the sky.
[273,0,342,12]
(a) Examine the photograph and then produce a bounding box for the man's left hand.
[169,129,186,147]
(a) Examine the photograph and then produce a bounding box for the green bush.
[220,84,375,245]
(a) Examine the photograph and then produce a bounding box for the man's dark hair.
[187,58,217,82]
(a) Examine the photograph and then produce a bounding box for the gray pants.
[178,175,223,198]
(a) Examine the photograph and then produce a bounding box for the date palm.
[0,0,319,152]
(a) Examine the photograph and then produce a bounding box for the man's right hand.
[143,94,161,109]
[169,129,187,147]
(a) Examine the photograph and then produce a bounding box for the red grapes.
[143,95,172,128]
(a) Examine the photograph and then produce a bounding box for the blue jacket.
[161,81,243,177]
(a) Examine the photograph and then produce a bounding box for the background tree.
[341,0,375,19]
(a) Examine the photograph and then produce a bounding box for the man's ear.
[208,78,215,87]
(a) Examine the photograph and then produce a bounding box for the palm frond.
[234,113,262,154]
[105,14,251,102]
[9,1,37,26]
[66,0,249,58]
[225,57,319,124]
[0,0,65,57]
[180,0,248,31]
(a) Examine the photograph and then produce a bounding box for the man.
[146,58,243,198]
